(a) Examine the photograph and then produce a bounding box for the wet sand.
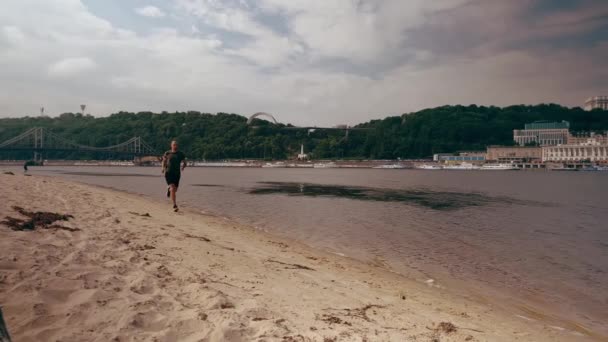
[0,172,600,341]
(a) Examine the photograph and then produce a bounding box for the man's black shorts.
[165,172,181,187]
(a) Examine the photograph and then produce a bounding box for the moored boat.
[373,164,406,169]
[551,167,578,171]
[443,163,480,170]
[415,164,442,170]
[480,163,520,171]
[581,165,608,172]
[313,162,338,168]
[262,162,287,168]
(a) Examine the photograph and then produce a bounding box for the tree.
[2,104,608,160]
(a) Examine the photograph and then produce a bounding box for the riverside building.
[486,146,542,163]
[513,121,570,146]
[542,136,608,162]
[568,132,608,145]
[584,96,608,111]
[433,152,485,163]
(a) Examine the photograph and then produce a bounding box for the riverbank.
[0,173,596,341]
[3,160,604,171]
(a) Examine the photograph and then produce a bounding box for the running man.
[162,140,186,212]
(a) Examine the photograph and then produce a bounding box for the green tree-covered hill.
[1,104,606,160]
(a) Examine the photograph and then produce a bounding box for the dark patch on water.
[249,182,535,210]
[58,171,159,177]
[534,229,561,236]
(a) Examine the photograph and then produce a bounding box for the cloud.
[1,26,26,46]
[0,0,606,124]
[135,5,165,18]
[175,0,303,66]
[407,0,608,59]
[48,57,98,77]
[255,0,470,63]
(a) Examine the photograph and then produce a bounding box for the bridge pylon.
[33,127,44,162]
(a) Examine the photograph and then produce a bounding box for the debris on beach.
[320,314,352,326]
[321,304,385,325]
[136,244,156,251]
[282,335,309,342]
[437,321,458,334]
[343,304,384,322]
[1,206,77,232]
[428,321,483,337]
[128,212,151,217]
[266,259,315,271]
[184,233,211,242]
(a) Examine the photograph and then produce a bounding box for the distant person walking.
[162,140,186,212]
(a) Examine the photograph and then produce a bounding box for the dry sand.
[0,173,598,341]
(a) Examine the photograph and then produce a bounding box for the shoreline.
[3,161,604,172]
[0,173,601,341]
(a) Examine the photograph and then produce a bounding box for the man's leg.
[170,184,177,207]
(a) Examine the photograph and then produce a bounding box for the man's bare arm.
[181,158,187,171]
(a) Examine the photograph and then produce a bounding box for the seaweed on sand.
[1,206,78,232]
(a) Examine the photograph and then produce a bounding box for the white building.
[297,144,309,160]
[584,96,608,111]
[513,121,570,146]
[542,139,608,162]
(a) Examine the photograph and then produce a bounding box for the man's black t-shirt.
[163,150,186,175]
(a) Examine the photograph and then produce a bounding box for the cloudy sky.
[1,0,607,125]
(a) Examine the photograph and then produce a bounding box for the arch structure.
[247,112,278,125]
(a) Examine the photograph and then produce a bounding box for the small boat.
[416,164,442,170]
[373,164,406,169]
[314,162,338,168]
[193,162,249,167]
[481,164,520,171]
[262,162,287,168]
[581,165,608,172]
[444,163,480,170]
[551,167,578,172]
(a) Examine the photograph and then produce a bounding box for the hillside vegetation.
[1,104,606,160]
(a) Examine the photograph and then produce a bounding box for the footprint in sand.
[33,303,48,316]
[204,292,236,311]
[130,281,156,295]
[130,311,168,332]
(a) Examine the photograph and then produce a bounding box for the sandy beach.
[0,172,598,341]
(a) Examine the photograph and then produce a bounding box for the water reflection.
[249,182,535,210]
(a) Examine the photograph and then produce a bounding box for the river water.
[8,166,608,337]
